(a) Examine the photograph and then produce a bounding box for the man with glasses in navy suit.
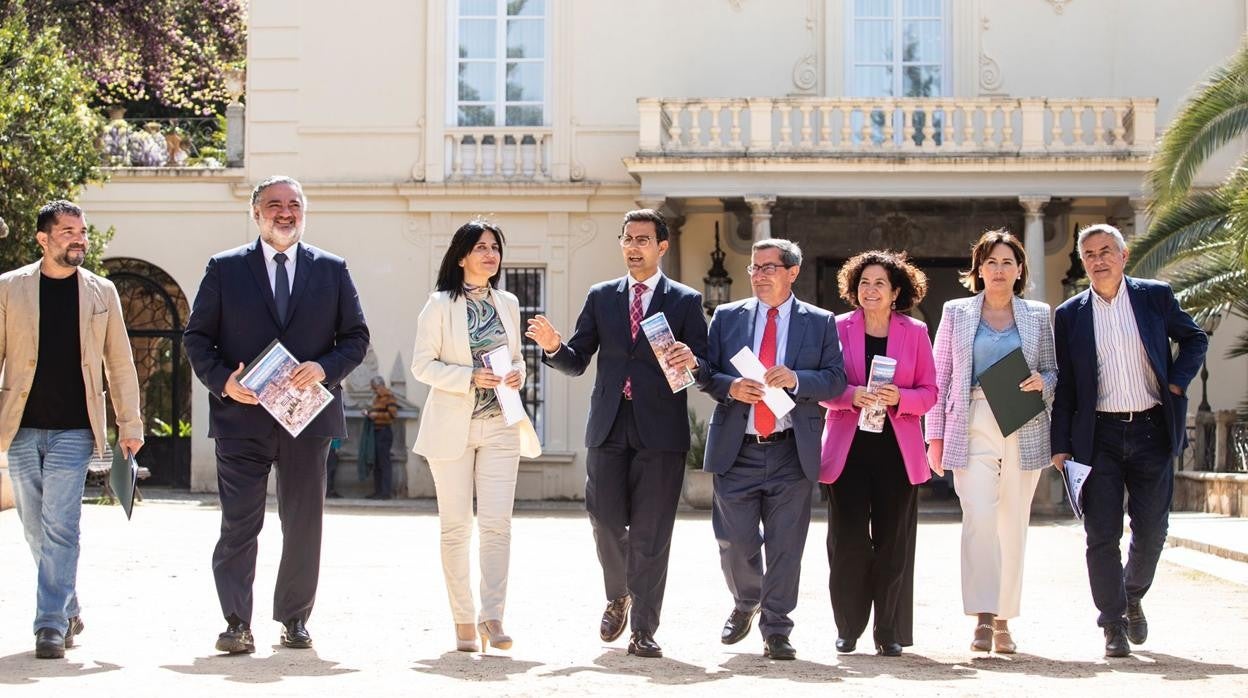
[526,209,707,658]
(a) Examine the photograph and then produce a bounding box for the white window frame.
[447,0,551,128]
[844,0,952,98]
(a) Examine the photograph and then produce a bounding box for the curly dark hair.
[959,229,1028,295]
[837,250,928,311]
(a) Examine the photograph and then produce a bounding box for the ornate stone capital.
[1019,195,1051,218]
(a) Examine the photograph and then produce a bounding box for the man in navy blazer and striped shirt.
[1051,224,1206,658]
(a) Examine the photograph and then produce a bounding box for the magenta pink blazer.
[819,309,938,486]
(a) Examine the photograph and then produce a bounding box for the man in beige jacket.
[0,200,143,659]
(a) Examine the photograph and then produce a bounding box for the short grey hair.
[250,175,307,208]
[1077,223,1127,252]
[752,238,803,267]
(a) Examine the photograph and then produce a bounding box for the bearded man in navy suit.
[184,176,370,654]
[526,209,706,658]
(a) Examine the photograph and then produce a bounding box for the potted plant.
[681,408,714,509]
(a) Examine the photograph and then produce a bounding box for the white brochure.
[728,346,796,420]
[484,344,527,427]
[1060,459,1093,519]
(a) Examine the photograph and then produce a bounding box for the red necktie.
[754,307,778,437]
[623,282,648,399]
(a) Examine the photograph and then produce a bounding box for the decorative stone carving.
[571,217,598,253]
[792,54,818,93]
[866,213,923,250]
[1045,0,1073,14]
[728,0,745,10]
[979,52,1004,94]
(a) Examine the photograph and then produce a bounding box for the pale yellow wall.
[70,1,1248,495]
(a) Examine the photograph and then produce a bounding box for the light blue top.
[972,319,1021,385]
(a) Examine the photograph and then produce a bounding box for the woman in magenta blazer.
[819,250,938,657]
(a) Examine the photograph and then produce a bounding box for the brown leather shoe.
[600,595,631,642]
[1126,599,1148,645]
[65,616,85,649]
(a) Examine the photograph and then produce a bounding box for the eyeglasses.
[618,234,656,248]
[746,263,793,276]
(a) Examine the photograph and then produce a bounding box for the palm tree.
[1129,38,1248,361]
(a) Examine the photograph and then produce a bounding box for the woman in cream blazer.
[927,230,1056,655]
[412,220,540,654]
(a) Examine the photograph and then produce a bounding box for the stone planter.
[682,468,714,510]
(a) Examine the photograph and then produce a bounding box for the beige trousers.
[953,393,1042,619]
[426,415,521,624]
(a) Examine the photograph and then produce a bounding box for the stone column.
[1019,195,1050,303]
[744,195,777,242]
[1130,196,1151,240]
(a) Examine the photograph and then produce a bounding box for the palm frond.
[1148,40,1248,204]
[1129,192,1233,277]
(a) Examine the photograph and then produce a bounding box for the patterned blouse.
[465,284,508,418]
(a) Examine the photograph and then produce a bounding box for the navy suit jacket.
[544,275,708,451]
[1051,276,1207,462]
[697,296,846,481]
[184,238,370,439]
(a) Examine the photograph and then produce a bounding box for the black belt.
[1096,405,1163,422]
[744,429,793,445]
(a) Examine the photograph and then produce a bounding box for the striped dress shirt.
[1092,279,1161,412]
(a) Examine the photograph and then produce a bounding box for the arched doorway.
[103,258,192,488]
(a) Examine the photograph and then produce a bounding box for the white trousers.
[953,395,1042,619]
[426,415,521,624]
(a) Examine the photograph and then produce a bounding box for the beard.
[56,246,86,267]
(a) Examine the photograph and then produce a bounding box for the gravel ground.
[1,500,1245,697]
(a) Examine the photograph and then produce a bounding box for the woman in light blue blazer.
[927,229,1056,655]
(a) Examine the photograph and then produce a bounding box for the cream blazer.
[411,288,541,461]
[0,261,143,457]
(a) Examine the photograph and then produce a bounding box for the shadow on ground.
[0,652,120,685]
[161,647,357,684]
[541,648,731,685]
[412,651,543,681]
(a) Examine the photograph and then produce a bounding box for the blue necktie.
[273,252,290,322]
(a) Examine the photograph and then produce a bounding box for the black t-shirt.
[20,272,91,430]
[861,333,895,439]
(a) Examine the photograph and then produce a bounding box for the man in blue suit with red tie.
[184,176,369,654]
[526,209,706,658]
[697,238,845,660]
[1051,224,1206,658]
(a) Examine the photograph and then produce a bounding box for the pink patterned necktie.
[623,282,648,399]
[754,307,779,437]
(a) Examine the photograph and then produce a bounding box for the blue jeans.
[1081,410,1173,629]
[6,428,95,635]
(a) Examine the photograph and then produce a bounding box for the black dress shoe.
[876,641,903,657]
[1126,599,1148,645]
[600,595,631,642]
[835,637,856,653]
[35,628,65,659]
[281,619,313,649]
[216,620,255,654]
[721,607,759,645]
[763,634,796,660]
[1104,625,1130,658]
[65,616,85,649]
[627,631,663,658]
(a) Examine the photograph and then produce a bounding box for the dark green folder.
[978,347,1045,437]
[110,446,139,520]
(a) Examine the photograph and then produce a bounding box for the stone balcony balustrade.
[444,127,553,179]
[637,96,1157,157]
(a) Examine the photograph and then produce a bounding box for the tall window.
[500,267,546,440]
[453,0,547,127]
[847,0,948,98]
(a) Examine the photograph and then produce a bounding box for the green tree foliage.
[3,0,247,114]
[0,10,112,273]
[1131,39,1248,360]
